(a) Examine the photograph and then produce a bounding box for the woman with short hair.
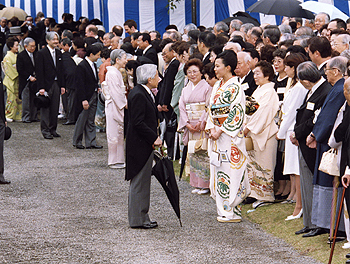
[105,49,128,168]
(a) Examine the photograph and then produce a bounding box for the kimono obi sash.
[210,103,230,126]
[186,102,206,120]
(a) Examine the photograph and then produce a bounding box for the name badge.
[241,83,249,91]
[307,102,315,111]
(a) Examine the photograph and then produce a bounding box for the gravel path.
[0,121,321,263]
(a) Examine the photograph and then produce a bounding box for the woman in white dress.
[105,49,128,168]
[276,53,308,219]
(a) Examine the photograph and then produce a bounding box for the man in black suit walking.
[126,64,162,229]
[72,43,103,149]
[36,32,65,139]
[17,37,38,123]
[291,61,331,237]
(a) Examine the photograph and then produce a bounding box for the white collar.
[47,46,55,53]
[143,45,152,54]
[318,59,330,70]
[310,76,326,95]
[203,51,210,61]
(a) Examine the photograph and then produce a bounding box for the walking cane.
[328,186,346,264]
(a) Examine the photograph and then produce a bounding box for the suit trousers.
[0,119,5,181]
[128,151,154,227]
[72,93,97,147]
[298,147,317,229]
[41,81,60,137]
[66,89,76,123]
[21,83,37,122]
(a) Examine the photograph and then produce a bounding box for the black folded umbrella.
[179,145,187,180]
[152,150,182,226]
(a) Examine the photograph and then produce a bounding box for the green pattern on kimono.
[223,104,244,132]
[217,84,239,105]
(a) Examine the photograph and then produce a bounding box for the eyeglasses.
[187,70,200,75]
[325,67,339,71]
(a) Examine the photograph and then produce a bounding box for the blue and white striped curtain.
[2,0,350,34]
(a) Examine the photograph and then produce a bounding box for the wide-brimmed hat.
[34,95,50,109]
[8,26,23,36]
[4,126,11,140]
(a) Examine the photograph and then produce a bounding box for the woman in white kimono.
[206,50,250,223]
[104,49,128,168]
[178,59,212,195]
[276,53,308,220]
[244,61,279,209]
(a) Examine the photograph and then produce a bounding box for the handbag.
[209,141,221,167]
[319,148,339,176]
[188,140,196,154]
[245,136,253,151]
[194,131,208,153]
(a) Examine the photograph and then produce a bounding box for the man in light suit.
[36,32,65,139]
[126,64,162,229]
[17,37,38,123]
[291,61,331,237]
[72,43,103,149]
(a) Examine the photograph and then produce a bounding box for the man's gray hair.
[295,26,314,37]
[317,12,330,24]
[338,34,350,45]
[279,24,292,34]
[46,31,59,41]
[328,56,348,75]
[184,23,197,33]
[297,61,321,83]
[241,23,254,34]
[24,37,35,46]
[62,29,73,40]
[104,32,114,40]
[237,51,252,63]
[137,64,158,85]
[0,17,7,21]
[110,49,126,65]
[215,21,229,33]
[230,19,242,31]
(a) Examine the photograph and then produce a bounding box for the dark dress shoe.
[51,132,61,137]
[44,135,53,139]
[74,145,85,149]
[242,197,257,205]
[63,121,75,125]
[346,253,350,258]
[132,222,158,229]
[295,227,311,235]
[302,227,327,238]
[86,145,103,149]
[0,180,10,184]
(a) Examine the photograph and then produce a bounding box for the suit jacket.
[158,58,180,107]
[17,49,37,96]
[294,79,331,173]
[75,58,99,116]
[126,84,158,181]
[242,70,258,97]
[203,53,210,66]
[312,78,346,187]
[35,46,65,92]
[61,52,77,91]
[137,46,158,66]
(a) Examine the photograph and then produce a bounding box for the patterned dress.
[206,77,250,220]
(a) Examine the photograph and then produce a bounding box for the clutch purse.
[194,132,208,153]
[245,136,253,151]
[210,151,221,167]
[319,148,339,176]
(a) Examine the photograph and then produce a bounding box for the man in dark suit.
[35,32,65,139]
[84,24,102,47]
[290,61,331,237]
[72,43,103,149]
[61,38,77,125]
[126,64,162,229]
[305,56,346,237]
[235,51,257,96]
[157,42,180,159]
[197,31,216,66]
[17,37,38,123]
[136,33,158,65]
[308,36,331,79]
[0,75,10,184]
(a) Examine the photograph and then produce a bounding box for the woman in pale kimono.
[276,53,308,220]
[206,50,250,223]
[3,37,21,122]
[104,49,128,169]
[244,60,279,209]
[178,59,212,195]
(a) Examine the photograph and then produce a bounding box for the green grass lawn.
[173,161,348,264]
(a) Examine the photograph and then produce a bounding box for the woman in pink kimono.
[104,49,128,169]
[178,59,212,195]
[206,50,250,223]
[244,61,279,209]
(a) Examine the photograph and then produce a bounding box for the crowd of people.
[1,8,350,259]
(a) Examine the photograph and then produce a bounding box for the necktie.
[29,52,34,66]
[52,49,56,67]
[93,63,98,80]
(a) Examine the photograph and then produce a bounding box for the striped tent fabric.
[1,0,350,34]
